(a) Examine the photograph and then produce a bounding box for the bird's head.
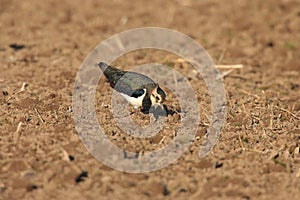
[150,85,166,106]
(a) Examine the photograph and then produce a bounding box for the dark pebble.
[27,184,38,191]
[267,41,274,47]
[215,162,223,168]
[68,155,75,161]
[9,43,25,51]
[2,91,8,96]
[75,171,88,183]
[163,185,170,196]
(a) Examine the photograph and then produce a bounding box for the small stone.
[163,185,170,196]
[26,184,38,192]
[215,162,223,169]
[2,91,8,96]
[68,155,75,161]
[267,41,274,47]
[75,171,88,183]
[9,43,25,51]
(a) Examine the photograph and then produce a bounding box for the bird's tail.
[97,62,125,84]
[97,62,110,72]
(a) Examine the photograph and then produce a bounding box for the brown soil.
[1,0,300,199]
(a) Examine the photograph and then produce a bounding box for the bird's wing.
[98,62,157,97]
[114,71,156,97]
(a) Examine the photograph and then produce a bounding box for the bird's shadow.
[142,104,180,119]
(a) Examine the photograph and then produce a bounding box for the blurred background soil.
[0,0,299,199]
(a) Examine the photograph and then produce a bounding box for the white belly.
[120,89,146,109]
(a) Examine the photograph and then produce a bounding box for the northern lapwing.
[98,62,166,113]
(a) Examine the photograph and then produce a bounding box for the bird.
[97,62,166,113]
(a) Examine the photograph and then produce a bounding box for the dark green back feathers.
[98,62,157,97]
